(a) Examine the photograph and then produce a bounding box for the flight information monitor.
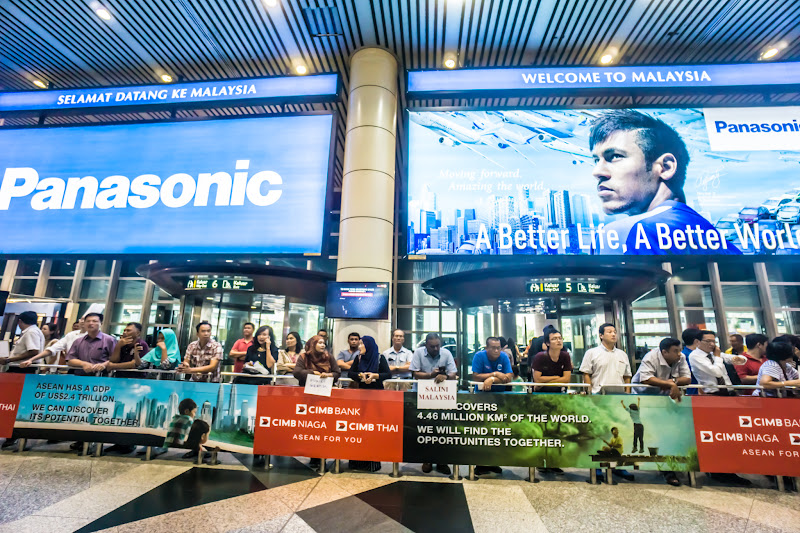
[325,282,390,320]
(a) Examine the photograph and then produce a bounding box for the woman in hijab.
[293,334,340,386]
[139,329,181,370]
[346,335,390,472]
[348,335,391,390]
[237,326,278,385]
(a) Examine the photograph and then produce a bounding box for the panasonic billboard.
[407,106,800,257]
[0,114,333,254]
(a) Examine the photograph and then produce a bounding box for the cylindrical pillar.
[334,48,398,351]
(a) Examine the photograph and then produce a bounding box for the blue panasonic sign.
[0,74,338,113]
[0,114,333,254]
[408,62,800,94]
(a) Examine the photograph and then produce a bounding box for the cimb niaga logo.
[790,434,800,446]
[739,416,752,428]
[259,416,271,428]
[700,431,714,443]
[336,420,348,432]
[296,404,308,415]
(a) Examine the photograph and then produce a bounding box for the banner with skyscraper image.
[408,107,800,256]
[13,375,258,452]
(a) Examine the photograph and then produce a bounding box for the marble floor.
[0,442,798,533]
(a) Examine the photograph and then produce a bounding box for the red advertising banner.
[0,374,25,438]
[253,387,404,461]
[693,396,800,476]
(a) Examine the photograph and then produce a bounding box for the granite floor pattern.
[0,444,798,532]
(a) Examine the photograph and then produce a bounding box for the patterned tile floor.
[0,442,798,532]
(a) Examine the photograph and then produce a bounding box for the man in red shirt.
[736,333,768,385]
[230,322,255,373]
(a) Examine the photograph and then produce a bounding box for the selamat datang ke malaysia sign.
[0,114,333,254]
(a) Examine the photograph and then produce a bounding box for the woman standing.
[347,336,391,390]
[293,334,340,470]
[237,326,278,384]
[757,341,800,397]
[139,329,181,370]
[277,332,302,374]
[347,335,390,472]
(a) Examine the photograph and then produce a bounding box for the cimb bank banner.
[408,106,800,257]
[0,114,333,254]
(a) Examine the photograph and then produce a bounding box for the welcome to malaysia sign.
[408,106,800,257]
[0,74,338,113]
[407,62,800,94]
[0,114,333,254]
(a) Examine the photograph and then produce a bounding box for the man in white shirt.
[688,330,746,396]
[20,322,87,368]
[580,323,632,394]
[0,311,45,367]
[382,329,412,378]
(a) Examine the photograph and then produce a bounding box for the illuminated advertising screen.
[325,282,390,320]
[408,107,800,256]
[0,114,333,254]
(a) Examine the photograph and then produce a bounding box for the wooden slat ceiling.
[2,0,800,190]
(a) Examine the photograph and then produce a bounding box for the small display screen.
[325,282,390,320]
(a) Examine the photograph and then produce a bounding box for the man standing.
[336,332,361,374]
[470,337,511,476]
[580,323,632,394]
[532,329,573,392]
[411,333,458,476]
[471,337,513,392]
[589,109,739,256]
[580,323,634,482]
[688,330,746,396]
[725,334,745,355]
[631,337,691,400]
[737,333,767,385]
[107,322,149,372]
[178,321,223,382]
[230,322,255,373]
[382,329,412,379]
[66,313,116,376]
[317,329,329,346]
[20,319,87,369]
[0,311,45,367]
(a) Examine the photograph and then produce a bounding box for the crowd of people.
[2,312,799,481]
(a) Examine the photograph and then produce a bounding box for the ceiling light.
[206,297,213,300]
[263,0,278,6]
[225,260,233,263]
[33,80,47,89]
[160,74,173,83]
[761,48,779,60]
[584,301,592,305]
[295,64,307,75]
[95,7,112,20]
[444,58,456,69]
[600,54,614,65]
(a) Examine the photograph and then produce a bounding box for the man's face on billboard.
[591,130,660,216]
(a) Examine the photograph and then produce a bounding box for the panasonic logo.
[0,160,282,210]
[714,119,800,134]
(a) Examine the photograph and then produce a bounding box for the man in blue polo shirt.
[589,109,740,256]
[471,337,513,392]
[470,337,512,477]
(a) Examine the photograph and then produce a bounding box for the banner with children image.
[13,375,258,453]
[403,392,698,471]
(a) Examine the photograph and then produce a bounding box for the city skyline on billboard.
[0,114,333,254]
[407,106,800,256]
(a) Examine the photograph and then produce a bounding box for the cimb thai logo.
[0,160,282,211]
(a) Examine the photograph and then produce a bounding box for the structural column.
[334,48,398,350]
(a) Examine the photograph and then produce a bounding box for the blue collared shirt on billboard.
[593,200,742,255]
[0,114,333,254]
